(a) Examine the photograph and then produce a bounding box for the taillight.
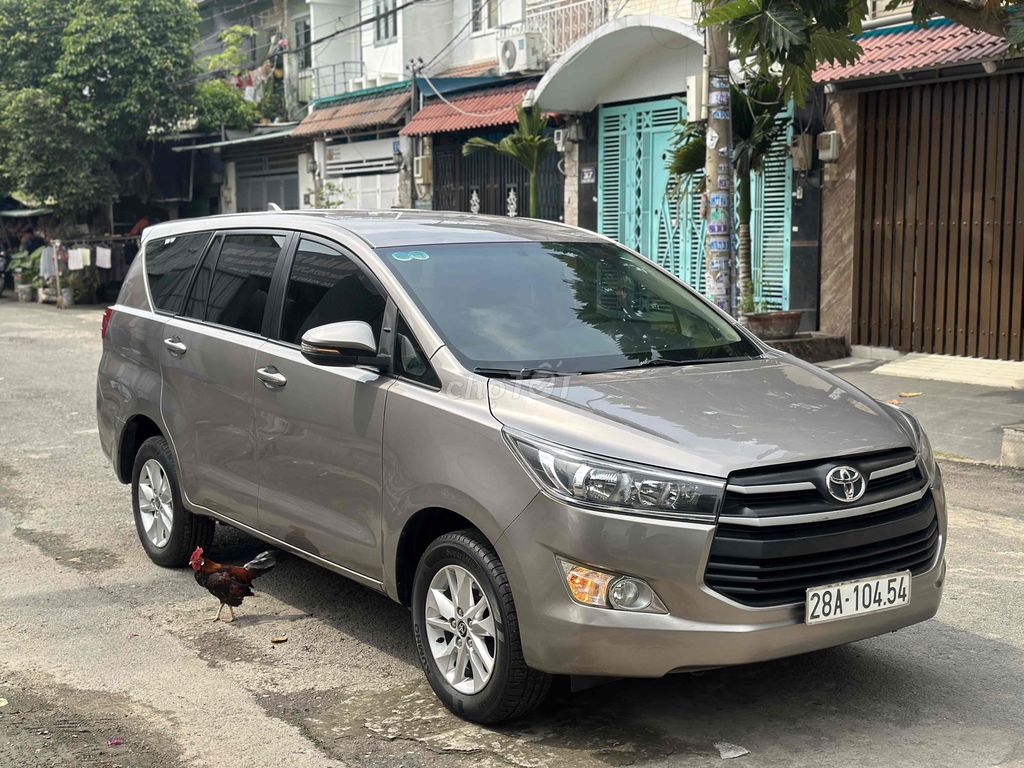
[101,307,114,339]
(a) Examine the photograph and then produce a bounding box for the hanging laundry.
[68,247,84,271]
[81,246,92,267]
[96,245,112,269]
[39,246,57,278]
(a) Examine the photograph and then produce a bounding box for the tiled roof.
[814,19,1007,83]
[400,82,535,136]
[293,90,410,137]
[432,59,499,78]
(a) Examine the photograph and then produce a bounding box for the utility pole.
[407,57,423,209]
[703,4,734,316]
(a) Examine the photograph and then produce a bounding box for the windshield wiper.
[473,366,565,379]
[600,355,754,372]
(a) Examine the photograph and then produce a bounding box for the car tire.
[412,529,551,724]
[131,435,214,568]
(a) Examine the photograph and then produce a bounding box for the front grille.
[721,447,923,522]
[705,449,938,607]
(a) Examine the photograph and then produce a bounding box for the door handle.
[256,366,288,389]
[163,336,187,355]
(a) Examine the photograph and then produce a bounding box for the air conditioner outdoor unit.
[497,33,545,75]
[413,155,433,185]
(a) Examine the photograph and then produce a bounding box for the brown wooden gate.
[853,73,1024,360]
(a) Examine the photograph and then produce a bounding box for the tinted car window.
[205,233,286,334]
[145,233,211,314]
[395,314,440,388]
[378,241,757,372]
[280,239,386,345]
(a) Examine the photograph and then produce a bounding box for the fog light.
[610,577,653,611]
[558,559,667,613]
[560,561,613,607]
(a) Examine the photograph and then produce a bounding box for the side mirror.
[300,321,390,370]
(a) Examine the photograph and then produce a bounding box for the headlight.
[880,402,937,482]
[505,431,724,521]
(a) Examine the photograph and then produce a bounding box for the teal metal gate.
[598,98,792,308]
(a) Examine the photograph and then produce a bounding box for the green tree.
[194,81,261,134]
[702,0,1024,104]
[462,107,556,219]
[0,0,200,216]
[668,78,788,313]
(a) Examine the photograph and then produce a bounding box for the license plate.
[805,571,911,625]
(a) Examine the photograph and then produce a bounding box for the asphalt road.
[1,298,1023,768]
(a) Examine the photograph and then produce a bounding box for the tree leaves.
[809,29,863,65]
[463,106,555,216]
[0,0,200,214]
[703,0,762,25]
[1007,6,1024,47]
[759,2,809,55]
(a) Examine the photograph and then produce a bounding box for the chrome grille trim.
[716,487,929,527]
[869,458,919,480]
[725,481,816,494]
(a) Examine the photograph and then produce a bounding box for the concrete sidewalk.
[821,357,1024,465]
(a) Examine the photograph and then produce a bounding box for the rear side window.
[279,238,386,345]
[145,233,211,314]
[205,233,286,334]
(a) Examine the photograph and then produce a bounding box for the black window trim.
[175,228,295,341]
[146,230,216,317]
[386,303,442,391]
[264,231,391,352]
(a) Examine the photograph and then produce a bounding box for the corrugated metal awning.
[294,90,410,138]
[815,19,1008,83]
[400,82,535,137]
[171,126,297,151]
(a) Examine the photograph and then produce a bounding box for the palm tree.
[668,77,788,313]
[462,106,555,219]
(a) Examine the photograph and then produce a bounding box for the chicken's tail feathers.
[243,550,280,577]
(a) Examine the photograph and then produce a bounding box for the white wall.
[309,0,362,70]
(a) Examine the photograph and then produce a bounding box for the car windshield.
[377,241,759,374]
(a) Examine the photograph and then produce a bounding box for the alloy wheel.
[138,458,174,548]
[424,564,497,694]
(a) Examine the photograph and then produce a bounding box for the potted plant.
[668,75,802,340]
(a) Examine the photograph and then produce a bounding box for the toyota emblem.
[826,466,866,503]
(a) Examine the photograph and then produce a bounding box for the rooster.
[189,547,278,622]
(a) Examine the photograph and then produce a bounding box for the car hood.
[487,355,911,478]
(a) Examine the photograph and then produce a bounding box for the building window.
[375,0,398,43]
[472,0,498,32]
[294,17,311,70]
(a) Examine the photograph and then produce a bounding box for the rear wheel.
[412,529,551,723]
[131,435,214,567]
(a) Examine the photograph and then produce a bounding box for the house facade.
[815,12,1024,361]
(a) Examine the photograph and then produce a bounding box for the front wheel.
[412,529,551,723]
[131,435,214,567]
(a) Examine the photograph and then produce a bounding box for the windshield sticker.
[391,250,430,262]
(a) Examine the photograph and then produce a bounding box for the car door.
[160,230,291,526]
[253,235,393,581]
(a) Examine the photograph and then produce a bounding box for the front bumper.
[497,482,946,678]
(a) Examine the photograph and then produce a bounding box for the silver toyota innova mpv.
[97,211,946,723]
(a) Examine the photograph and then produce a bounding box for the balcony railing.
[518,0,609,58]
[513,0,701,60]
[312,61,365,101]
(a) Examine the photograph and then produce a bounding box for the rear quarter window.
[145,233,212,314]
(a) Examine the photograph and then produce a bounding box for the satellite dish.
[500,39,518,71]
[268,202,282,211]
